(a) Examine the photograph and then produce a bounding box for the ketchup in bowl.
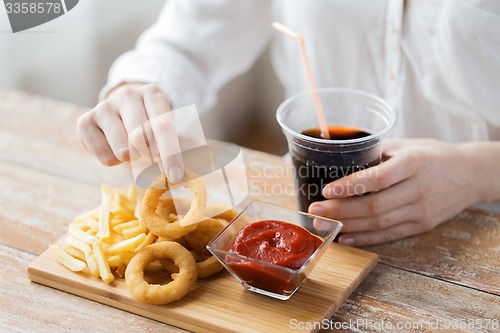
[227,220,322,296]
[206,201,343,300]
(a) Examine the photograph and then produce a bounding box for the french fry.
[110,191,128,212]
[116,264,126,278]
[101,232,125,245]
[135,232,157,253]
[64,235,91,254]
[72,207,100,225]
[105,233,146,255]
[119,252,135,266]
[62,244,86,262]
[110,217,125,227]
[50,245,86,272]
[68,224,97,244]
[92,240,114,284]
[82,218,100,233]
[126,185,138,210]
[85,251,100,277]
[111,207,136,222]
[112,220,140,234]
[134,200,141,221]
[97,185,112,239]
[107,255,123,268]
[122,224,148,239]
[86,228,97,236]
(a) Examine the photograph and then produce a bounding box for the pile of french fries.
[50,185,157,284]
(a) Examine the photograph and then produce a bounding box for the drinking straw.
[273,22,330,139]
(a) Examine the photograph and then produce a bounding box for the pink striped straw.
[273,22,330,139]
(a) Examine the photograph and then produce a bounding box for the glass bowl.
[206,201,343,300]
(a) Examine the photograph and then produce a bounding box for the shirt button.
[388,24,398,33]
[388,72,395,80]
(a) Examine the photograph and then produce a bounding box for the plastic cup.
[276,87,396,212]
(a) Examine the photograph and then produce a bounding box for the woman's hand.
[308,139,498,246]
[77,83,184,183]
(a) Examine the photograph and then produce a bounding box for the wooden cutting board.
[29,237,377,333]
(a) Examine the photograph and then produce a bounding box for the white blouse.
[102,0,500,142]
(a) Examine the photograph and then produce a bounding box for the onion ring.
[204,204,239,224]
[125,241,197,305]
[141,196,196,239]
[160,253,223,279]
[196,255,223,279]
[172,170,207,227]
[141,170,207,238]
[160,250,198,274]
[159,169,207,227]
[158,235,191,250]
[184,218,226,256]
[159,258,178,274]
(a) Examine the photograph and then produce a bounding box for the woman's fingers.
[309,139,483,246]
[77,83,185,184]
[77,104,121,166]
[322,153,415,198]
[338,220,432,247]
[113,86,149,160]
[334,204,417,233]
[310,177,422,220]
[141,85,184,183]
[92,101,131,162]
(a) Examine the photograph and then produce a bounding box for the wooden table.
[1,88,499,332]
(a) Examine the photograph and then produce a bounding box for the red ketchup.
[227,220,322,296]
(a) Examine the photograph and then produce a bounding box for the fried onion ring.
[125,241,197,305]
[172,170,208,227]
[185,218,226,256]
[158,235,191,250]
[204,204,239,224]
[141,170,207,238]
[160,253,223,279]
[141,196,196,239]
[162,169,207,227]
[158,258,178,274]
[196,255,224,279]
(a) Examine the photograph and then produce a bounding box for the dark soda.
[291,125,380,211]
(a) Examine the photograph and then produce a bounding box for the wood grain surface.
[0,245,187,333]
[331,264,500,333]
[2,88,500,333]
[29,241,377,333]
[366,209,500,296]
[0,89,132,187]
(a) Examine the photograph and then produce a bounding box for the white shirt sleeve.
[100,0,272,112]
[423,0,500,127]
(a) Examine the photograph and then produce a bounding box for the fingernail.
[323,184,340,198]
[116,147,130,161]
[340,237,355,246]
[167,165,184,183]
[309,205,325,217]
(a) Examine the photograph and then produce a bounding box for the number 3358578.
[5,2,62,14]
